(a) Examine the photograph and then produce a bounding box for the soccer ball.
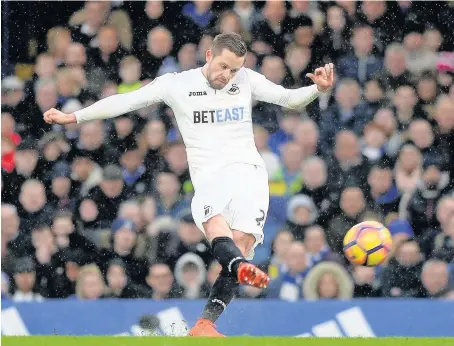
[343,221,392,266]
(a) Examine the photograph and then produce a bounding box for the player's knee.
[203,215,232,242]
[232,231,255,257]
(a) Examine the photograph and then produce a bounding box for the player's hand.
[306,63,335,93]
[43,108,76,125]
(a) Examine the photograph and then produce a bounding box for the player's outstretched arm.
[43,79,165,125]
[247,63,334,110]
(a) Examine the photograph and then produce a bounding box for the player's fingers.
[318,66,327,80]
[325,63,331,77]
[44,108,56,117]
[306,73,315,81]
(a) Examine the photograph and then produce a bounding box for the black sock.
[201,271,239,322]
[211,236,247,277]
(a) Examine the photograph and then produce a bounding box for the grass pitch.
[2,337,454,346]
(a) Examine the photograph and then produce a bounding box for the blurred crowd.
[2,0,454,303]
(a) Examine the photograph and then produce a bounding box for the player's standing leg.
[188,216,270,337]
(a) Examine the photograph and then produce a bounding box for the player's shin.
[211,236,247,276]
[201,270,239,322]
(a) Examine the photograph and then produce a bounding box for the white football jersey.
[74,67,320,190]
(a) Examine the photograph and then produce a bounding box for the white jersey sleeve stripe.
[74,78,167,123]
[246,68,320,110]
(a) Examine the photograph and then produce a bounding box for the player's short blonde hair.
[211,32,247,57]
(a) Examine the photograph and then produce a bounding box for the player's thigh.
[191,173,233,239]
[229,164,270,243]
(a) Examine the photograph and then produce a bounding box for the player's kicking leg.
[188,215,270,337]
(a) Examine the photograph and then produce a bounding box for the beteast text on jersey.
[193,107,245,123]
[189,91,208,96]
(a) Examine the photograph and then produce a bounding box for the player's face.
[206,48,245,89]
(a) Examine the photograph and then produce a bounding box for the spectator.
[430,211,454,263]
[327,131,371,191]
[70,1,133,50]
[380,239,425,298]
[293,119,321,158]
[373,107,404,159]
[304,226,344,267]
[104,258,149,298]
[98,218,148,285]
[284,44,313,88]
[408,119,448,164]
[337,24,383,85]
[176,43,198,72]
[117,56,143,94]
[215,10,251,43]
[121,148,152,198]
[64,43,87,68]
[394,144,423,195]
[42,248,87,298]
[164,142,192,195]
[421,259,454,298]
[133,1,200,55]
[367,160,401,217]
[73,121,119,166]
[361,122,388,164]
[416,71,439,118]
[285,194,318,241]
[73,264,106,300]
[266,241,309,301]
[51,212,97,261]
[1,76,25,113]
[404,155,452,236]
[393,85,428,131]
[174,253,210,299]
[274,142,304,196]
[109,115,137,154]
[327,186,371,255]
[433,96,454,181]
[18,179,54,232]
[22,79,59,138]
[163,211,212,269]
[352,265,381,297]
[144,262,182,299]
[232,0,260,32]
[46,27,72,67]
[48,162,75,211]
[303,262,354,300]
[364,78,388,116]
[12,257,44,302]
[298,156,337,227]
[319,5,351,64]
[154,170,189,218]
[86,25,128,83]
[376,43,413,93]
[402,21,438,76]
[320,80,370,151]
[2,139,40,205]
[142,119,168,178]
[260,229,294,280]
[251,0,293,57]
[87,165,127,223]
[181,1,215,31]
[70,154,103,198]
[139,26,174,80]
[357,0,395,50]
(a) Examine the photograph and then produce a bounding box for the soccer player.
[44,33,334,337]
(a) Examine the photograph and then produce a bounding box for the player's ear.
[206,49,213,63]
